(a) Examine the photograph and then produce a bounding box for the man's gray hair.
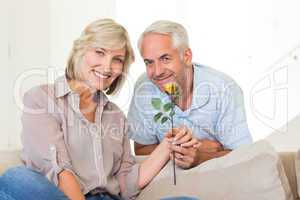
[138,20,189,54]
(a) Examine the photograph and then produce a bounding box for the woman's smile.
[92,69,112,80]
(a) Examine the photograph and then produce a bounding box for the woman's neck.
[68,79,98,122]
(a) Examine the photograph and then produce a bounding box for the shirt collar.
[190,63,211,110]
[54,75,109,107]
[54,75,72,98]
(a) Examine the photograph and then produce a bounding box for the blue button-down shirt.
[127,63,253,150]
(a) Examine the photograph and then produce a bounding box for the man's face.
[140,33,192,92]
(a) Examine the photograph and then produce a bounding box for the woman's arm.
[138,126,199,188]
[58,170,85,200]
[138,138,171,189]
[22,87,86,200]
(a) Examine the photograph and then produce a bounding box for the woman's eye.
[95,50,105,56]
[114,58,124,64]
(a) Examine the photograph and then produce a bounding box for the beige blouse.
[20,76,140,200]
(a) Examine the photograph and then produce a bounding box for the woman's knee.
[0,166,68,200]
[1,166,41,185]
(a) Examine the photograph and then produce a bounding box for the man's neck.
[176,65,194,111]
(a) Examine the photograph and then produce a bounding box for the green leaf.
[161,116,169,124]
[163,102,173,112]
[151,98,162,110]
[169,110,175,117]
[154,112,163,123]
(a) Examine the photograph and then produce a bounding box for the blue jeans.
[0,166,119,200]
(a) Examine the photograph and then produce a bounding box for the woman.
[0,19,197,200]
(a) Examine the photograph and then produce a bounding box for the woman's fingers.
[173,126,188,141]
[165,130,174,138]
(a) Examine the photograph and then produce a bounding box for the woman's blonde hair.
[66,18,134,95]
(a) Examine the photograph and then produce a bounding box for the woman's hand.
[165,126,200,148]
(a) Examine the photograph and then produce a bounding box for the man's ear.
[183,48,193,66]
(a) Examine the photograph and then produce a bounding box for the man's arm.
[134,142,158,155]
[194,149,231,164]
[171,138,231,169]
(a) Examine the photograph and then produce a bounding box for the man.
[127,20,253,169]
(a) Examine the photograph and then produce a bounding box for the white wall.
[1,0,300,150]
[0,0,116,150]
[49,0,116,70]
[0,0,51,150]
[115,0,300,141]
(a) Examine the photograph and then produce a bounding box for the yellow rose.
[163,82,179,96]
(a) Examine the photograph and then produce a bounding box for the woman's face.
[80,47,126,91]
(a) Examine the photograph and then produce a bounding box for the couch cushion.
[137,140,294,200]
[266,115,300,199]
[294,149,300,198]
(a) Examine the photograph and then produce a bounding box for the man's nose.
[153,62,164,77]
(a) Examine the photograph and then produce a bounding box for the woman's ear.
[183,48,193,66]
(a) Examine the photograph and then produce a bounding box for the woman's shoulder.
[23,84,55,109]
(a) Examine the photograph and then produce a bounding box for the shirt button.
[50,145,55,152]
[89,124,99,134]
[81,119,88,126]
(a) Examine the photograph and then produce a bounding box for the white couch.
[1,115,300,199]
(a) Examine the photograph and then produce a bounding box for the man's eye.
[161,57,171,63]
[144,60,153,66]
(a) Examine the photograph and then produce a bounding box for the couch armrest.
[0,150,22,175]
[278,152,298,199]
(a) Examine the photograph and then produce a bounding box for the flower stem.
[171,103,176,185]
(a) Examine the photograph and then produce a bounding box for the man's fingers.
[173,133,192,145]
[174,152,184,159]
[174,158,190,169]
[181,138,199,147]
[170,144,188,155]
[193,142,202,148]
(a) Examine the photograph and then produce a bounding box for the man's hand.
[168,126,230,169]
[165,126,199,168]
[197,139,224,152]
[134,125,197,156]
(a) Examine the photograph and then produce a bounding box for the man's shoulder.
[194,63,241,93]
[133,73,159,94]
[195,63,235,84]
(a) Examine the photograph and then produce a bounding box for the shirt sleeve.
[215,82,253,150]
[117,122,141,200]
[20,86,77,187]
[127,77,159,145]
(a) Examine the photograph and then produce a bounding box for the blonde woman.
[0,19,196,200]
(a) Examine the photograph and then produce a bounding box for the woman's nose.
[102,57,112,72]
